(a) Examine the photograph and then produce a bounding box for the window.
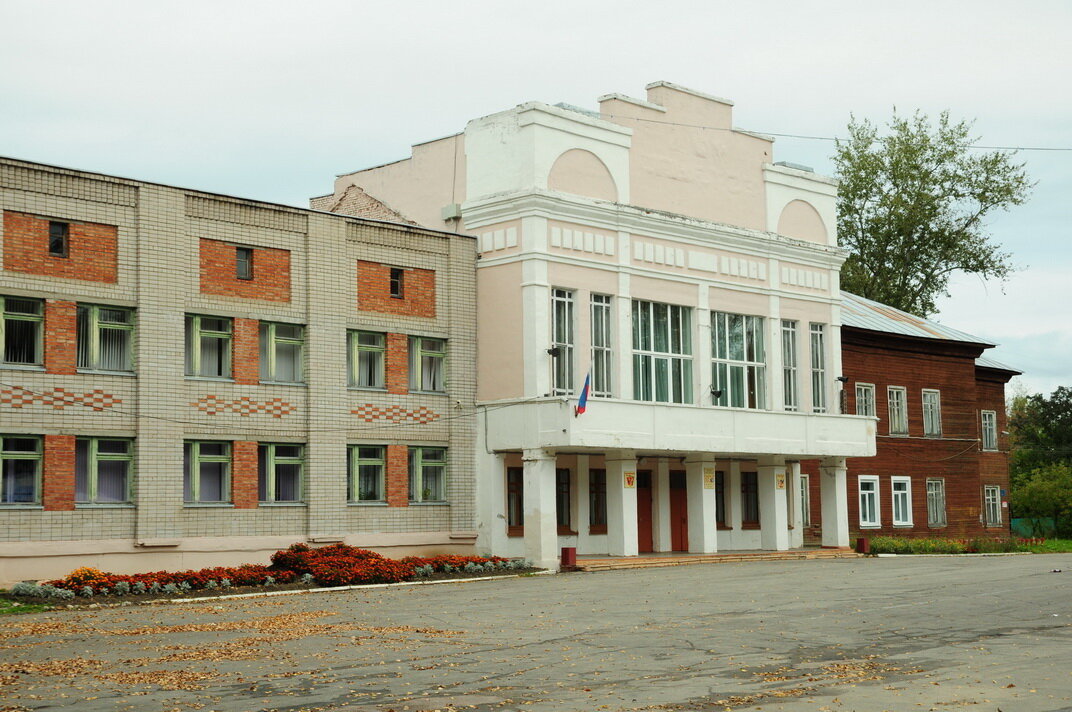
[75,438,132,504]
[810,323,826,413]
[258,443,303,503]
[590,294,612,398]
[984,485,1002,526]
[507,467,524,535]
[390,268,404,298]
[409,337,446,392]
[1,297,43,366]
[782,320,798,411]
[922,390,942,437]
[556,468,572,533]
[589,469,607,534]
[715,471,727,527]
[981,410,998,451]
[236,247,254,280]
[888,386,908,435]
[632,300,692,403]
[712,312,766,409]
[184,441,230,504]
[858,475,879,527]
[1,436,41,504]
[855,383,876,417]
[741,471,759,527]
[348,331,385,389]
[799,473,811,527]
[348,445,385,502]
[551,289,575,395]
[409,447,446,502]
[185,315,232,378]
[892,476,912,526]
[926,479,947,527]
[260,322,304,383]
[48,221,68,257]
[77,304,134,372]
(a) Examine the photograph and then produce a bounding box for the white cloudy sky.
[2,1,1069,395]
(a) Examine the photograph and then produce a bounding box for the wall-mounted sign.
[624,472,636,489]
[776,473,786,490]
[703,467,715,489]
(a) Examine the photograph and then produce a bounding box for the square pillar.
[653,459,672,552]
[788,461,804,549]
[685,457,718,554]
[523,449,559,570]
[758,457,790,551]
[606,450,638,556]
[820,456,850,548]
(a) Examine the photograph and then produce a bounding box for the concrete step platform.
[573,548,861,571]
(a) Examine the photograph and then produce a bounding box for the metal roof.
[975,354,1022,374]
[840,291,994,346]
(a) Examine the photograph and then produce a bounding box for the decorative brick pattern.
[2,210,118,283]
[351,403,439,424]
[385,332,409,395]
[199,238,291,302]
[357,260,436,318]
[0,385,122,411]
[44,300,78,375]
[232,441,259,509]
[232,317,260,385]
[190,395,295,418]
[42,435,76,511]
[385,444,409,507]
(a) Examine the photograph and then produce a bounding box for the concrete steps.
[573,548,861,572]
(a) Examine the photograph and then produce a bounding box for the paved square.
[2,554,1071,711]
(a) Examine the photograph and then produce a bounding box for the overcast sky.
[3,1,1068,396]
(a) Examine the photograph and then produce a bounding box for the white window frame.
[348,330,385,389]
[858,475,880,528]
[185,314,232,379]
[259,321,305,384]
[1,296,44,367]
[551,288,575,396]
[711,311,767,409]
[922,389,942,437]
[888,386,908,436]
[810,323,827,413]
[981,410,998,451]
[926,478,947,527]
[799,472,811,527]
[590,294,612,398]
[891,476,913,526]
[855,383,876,417]
[348,445,386,503]
[0,435,42,505]
[409,336,446,393]
[782,320,798,412]
[77,304,135,373]
[984,484,1002,526]
[632,299,693,404]
[184,440,231,504]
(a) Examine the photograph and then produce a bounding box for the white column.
[615,271,632,400]
[758,456,790,551]
[653,459,672,552]
[788,461,804,549]
[606,450,638,556]
[520,256,551,397]
[695,284,711,406]
[820,456,850,548]
[686,457,718,554]
[727,461,742,533]
[522,448,559,570]
[768,295,784,411]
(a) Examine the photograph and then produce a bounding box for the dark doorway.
[637,470,654,553]
[669,470,689,551]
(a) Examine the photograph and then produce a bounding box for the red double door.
[637,470,688,553]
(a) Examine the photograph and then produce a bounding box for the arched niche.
[547,149,618,202]
[777,199,828,244]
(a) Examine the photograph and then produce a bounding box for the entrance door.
[637,471,654,553]
[669,470,689,551]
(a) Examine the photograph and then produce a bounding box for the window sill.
[186,375,235,383]
[740,522,760,530]
[260,381,306,387]
[183,503,234,508]
[409,390,448,396]
[893,523,914,528]
[408,501,449,506]
[928,524,948,529]
[75,503,134,509]
[557,527,578,536]
[716,524,733,531]
[589,525,607,535]
[77,369,135,377]
[507,526,524,538]
[348,501,387,507]
[348,386,387,393]
[0,504,43,509]
[859,525,882,529]
[0,364,45,372]
[258,502,306,507]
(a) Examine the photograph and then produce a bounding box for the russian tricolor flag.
[574,373,591,417]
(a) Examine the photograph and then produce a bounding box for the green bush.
[869,536,966,554]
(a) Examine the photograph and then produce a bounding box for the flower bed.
[868,536,1036,555]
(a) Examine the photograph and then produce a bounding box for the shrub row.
[868,536,1031,555]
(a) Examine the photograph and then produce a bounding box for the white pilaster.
[788,461,804,549]
[653,459,672,552]
[758,456,789,551]
[820,456,850,548]
[521,257,551,396]
[685,457,718,553]
[695,284,712,406]
[522,448,559,570]
[605,450,638,556]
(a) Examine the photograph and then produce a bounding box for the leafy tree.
[1008,464,1072,537]
[834,111,1031,317]
[1009,386,1072,484]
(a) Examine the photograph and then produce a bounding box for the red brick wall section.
[42,435,76,511]
[2,211,118,283]
[232,318,260,385]
[232,441,259,509]
[385,444,409,507]
[357,261,436,318]
[45,300,77,375]
[199,238,291,302]
[385,333,409,395]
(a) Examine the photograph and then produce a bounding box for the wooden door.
[637,470,654,553]
[669,470,689,552]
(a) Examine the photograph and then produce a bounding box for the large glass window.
[348,331,385,389]
[184,441,230,503]
[981,410,998,451]
[589,469,607,533]
[716,471,727,527]
[409,447,446,502]
[810,323,826,413]
[0,436,41,504]
[590,294,612,398]
[926,479,947,527]
[892,476,912,526]
[741,472,759,526]
[77,304,134,372]
[712,312,766,409]
[507,467,524,534]
[75,438,133,504]
[260,322,304,383]
[185,315,232,378]
[258,443,303,503]
[409,337,446,393]
[348,445,385,502]
[888,386,908,435]
[782,320,798,411]
[922,389,942,437]
[632,300,692,404]
[858,475,879,527]
[1,297,43,366]
[855,383,876,417]
[984,485,1002,526]
[556,468,572,532]
[551,289,575,395]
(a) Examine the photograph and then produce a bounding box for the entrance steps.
[573,548,860,572]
